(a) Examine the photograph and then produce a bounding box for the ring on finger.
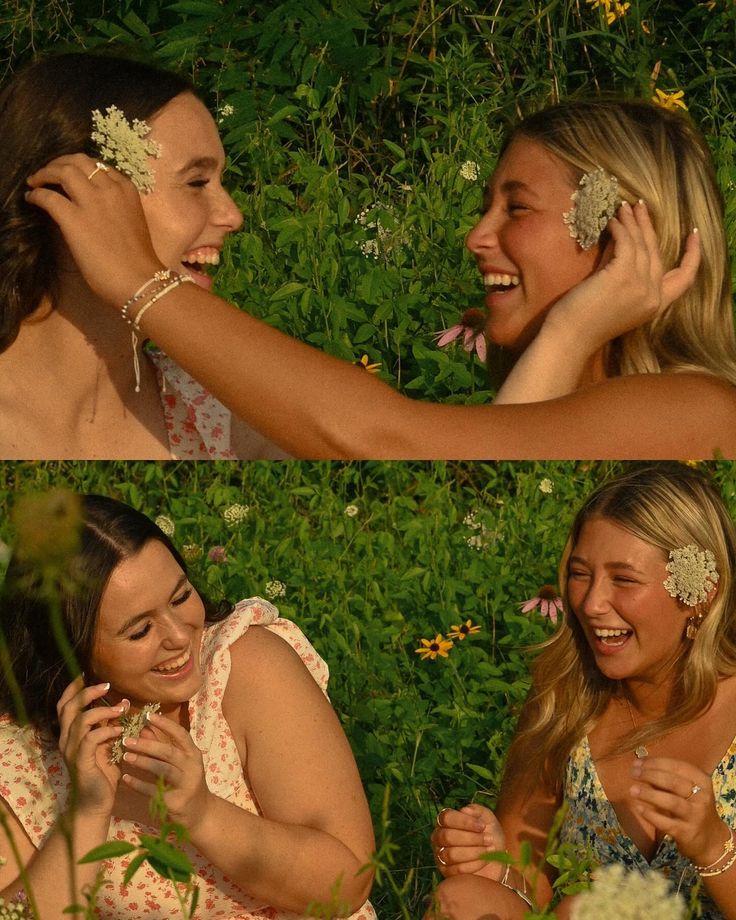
[87,161,110,181]
[686,784,702,799]
[436,808,450,828]
[437,846,448,867]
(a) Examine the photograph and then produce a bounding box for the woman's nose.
[160,612,190,647]
[580,578,611,618]
[214,186,244,232]
[466,209,500,257]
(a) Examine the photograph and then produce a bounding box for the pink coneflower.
[434,308,488,362]
[519,584,564,624]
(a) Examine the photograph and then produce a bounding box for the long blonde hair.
[508,100,736,387]
[504,464,736,798]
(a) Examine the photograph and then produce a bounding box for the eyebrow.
[115,574,190,636]
[176,156,220,175]
[567,556,647,575]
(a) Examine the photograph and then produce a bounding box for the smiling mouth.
[593,627,633,647]
[181,248,221,288]
[151,649,191,674]
[483,272,520,293]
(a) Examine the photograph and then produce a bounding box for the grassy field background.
[2,460,736,916]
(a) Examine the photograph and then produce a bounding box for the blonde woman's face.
[466,137,600,352]
[566,517,690,687]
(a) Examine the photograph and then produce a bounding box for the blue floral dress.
[560,735,736,919]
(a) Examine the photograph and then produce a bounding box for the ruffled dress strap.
[147,350,235,459]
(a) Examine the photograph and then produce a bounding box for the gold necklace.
[624,698,650,759]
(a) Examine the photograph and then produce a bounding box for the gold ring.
[437,846,448,866]
[436,808,450,828]
[687,784,702,799]
[87,161,110,181]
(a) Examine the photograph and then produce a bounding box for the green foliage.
[3,1,735,402]
[1,460,735,916]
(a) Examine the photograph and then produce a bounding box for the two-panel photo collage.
[1,2,735,918]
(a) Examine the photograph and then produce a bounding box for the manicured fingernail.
[120,698,130,712]
[101,682,111,691]
[637,198,646,206]
[693,226,699,234]
[620,200,631,210]
[123,736,137,747]
[123,751,137,763]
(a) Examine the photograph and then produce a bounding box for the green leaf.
[78,840,136,864]
[123,851,148,886]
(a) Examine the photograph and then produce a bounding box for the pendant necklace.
[624,697,650,759]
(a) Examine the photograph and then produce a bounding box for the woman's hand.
[630,756,730,865]
[120,710,211,834]
[431,804,507,879]
[57,678,126,816]
[25,154,163,307]
[548,200,701,354]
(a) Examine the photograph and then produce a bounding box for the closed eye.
[188,179,210,188]
[129,622,152,641]
[172,587,193,606]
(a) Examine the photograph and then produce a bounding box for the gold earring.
[686,604,704,640]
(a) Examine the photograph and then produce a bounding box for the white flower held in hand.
[110,702,161,765]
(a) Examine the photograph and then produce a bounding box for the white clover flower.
[459,160,480,181]
[344,504,359,518]
[539,478,554,494]
[218,103,235,119]
[109,702,161,765]
[155,515,175,536]
[571,864,686,920]
[91,105,161,192]
[664,544,719,606]
[562,167,621,250]
[181,544,202,562]
[265,579,286,599]
[222,503,250,526]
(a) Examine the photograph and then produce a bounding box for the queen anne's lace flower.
[663,544,719,606]
[562,167,621,250]
[91,105,161,192]
[459,160,480,181]
[110,702,161,764]
[265,579,286,599]
[154,515,175,537]
[222,503,250,526]
[571,864,686,920]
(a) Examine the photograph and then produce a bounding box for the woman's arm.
[26,156,736,459]
[494,202,701,404]
[121,627,374,915]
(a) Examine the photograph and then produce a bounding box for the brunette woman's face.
[465,137,600,352]
[90,539,205,714]
[139,92,243,291]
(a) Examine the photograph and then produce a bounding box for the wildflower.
[181,544,202,562]
[344,504,359,517]
[415,634,454,660]
[222,503,250,526]
[664,544,719,606]
[359,239,380,260]
[641,19,651,33]
[520,585,564,624]
[208,545,227,563]
[110,702,161,765]
[464,510,482,529]
[91,105,161,192]
[447,620,481,640]
[586,0,630,24]
[354,355,381,373]
[265,579,286,599]
[218,103,235,120]
[571,863,686,920]
[652,89,687,111]
[155,515,175,537]
[459,160,480,181]
[562,168,620,250]
[434,308,488,362]
[539,478,554,494]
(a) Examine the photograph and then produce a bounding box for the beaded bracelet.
[693,826,735,875]
[121,269,173,324]
[130,274,195,331]
[699,847,736,878]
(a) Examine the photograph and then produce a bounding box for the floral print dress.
[560,735,736,919]
[0,600,376,920]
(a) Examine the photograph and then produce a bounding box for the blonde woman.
[27,100,736,458]
[429,464,736,919]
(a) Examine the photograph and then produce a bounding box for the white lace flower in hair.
[91,105,161,192]
[571,864,685,920]
[663,544,719,606]
[109,702,161,764]
[562,167,620,250]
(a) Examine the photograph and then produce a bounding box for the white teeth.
[183,249,220,266]
[153,650,190,672]
[593,628,631,638]
[482,273,520,289]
